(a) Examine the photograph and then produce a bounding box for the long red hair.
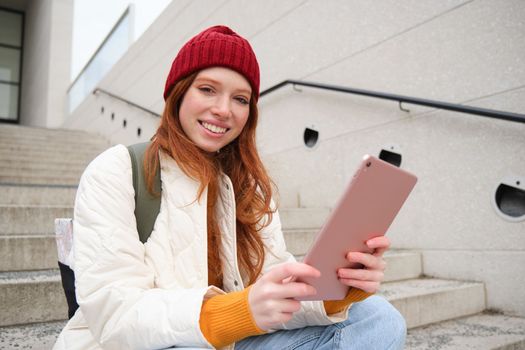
[144,71,274,286]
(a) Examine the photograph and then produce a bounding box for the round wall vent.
[493,175,525,222]
[304,127,319,148]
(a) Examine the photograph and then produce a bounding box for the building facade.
[0,0,72,127]
[2,0,524,318]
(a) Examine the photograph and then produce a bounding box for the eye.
[198,86,214,94]
[234,96,249,105]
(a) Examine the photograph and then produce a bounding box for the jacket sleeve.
[258,204,351,330]
[72,145,217,349]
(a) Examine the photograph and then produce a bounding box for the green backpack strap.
[127,142,161,243]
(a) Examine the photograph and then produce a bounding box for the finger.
[338,279,380,294]
[373,246,389,258]
[257,299,300,314]
[264,262,321,283]
[257,307,294,328]
[276,299,302,314]
[367,236,390,257]
[346,252,386,270]
[366,236,390,254]
[338,268,384,282]
[262,281,318,300]
[282,276,294,284]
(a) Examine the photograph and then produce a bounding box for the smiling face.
[178,67,252,153]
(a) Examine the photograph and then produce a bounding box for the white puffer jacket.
[53,145,349,350]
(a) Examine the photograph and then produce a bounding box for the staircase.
[0,124,110,349]
[1,125,524,349]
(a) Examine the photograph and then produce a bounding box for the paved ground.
[406,312,525,350]
[2,312,525,349]
[0,320,65,350]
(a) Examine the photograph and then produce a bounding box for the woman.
[54,25,406,350]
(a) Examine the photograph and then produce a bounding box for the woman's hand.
[337,236,390,294]
[248,262,320,331]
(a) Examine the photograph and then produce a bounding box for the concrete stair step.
[0,154,100,171]
[0,320,66,350]
[4,233,421,279]
[0,124,103,138]
[0,124,107,140]
[0,155,91,169]
[5,233,421,276]
[279,207,331,229]
[283,228,317,255]
[0,205,73,235]
[0,139,107,153]
[0,131,109,142]
[0,151,100,165]
[0,184,77,205]
[0,142,108,155]
[0,139,109,150]
[406,312,525,350]
[0,270,68,327]
[0,133,109,144]
[0,235,57,271]
[0,165,84,179]
[2,228,422,277]
[0,146,105,159]
[382,250,422,282]
[0,274,485,331]
[0,174,80,186]
[380,278,486,329]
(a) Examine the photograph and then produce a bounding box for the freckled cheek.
[180,94,210,118]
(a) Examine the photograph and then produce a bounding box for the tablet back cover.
[296,155,417,300]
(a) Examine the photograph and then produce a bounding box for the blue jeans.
[234,295,406,350]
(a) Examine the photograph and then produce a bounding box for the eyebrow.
[194,76,251,95]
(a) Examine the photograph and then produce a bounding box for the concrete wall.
[46,0,73,128]
[64,90,159,145]
[18,0,51,126]
[62,0,525,316]
[19,0,72,128]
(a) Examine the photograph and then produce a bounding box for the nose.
[210,95,232,119]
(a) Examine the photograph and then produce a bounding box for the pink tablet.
[295,154,417,301]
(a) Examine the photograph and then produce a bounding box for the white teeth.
[202,122,227,134]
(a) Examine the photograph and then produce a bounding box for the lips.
[199,121,229,134]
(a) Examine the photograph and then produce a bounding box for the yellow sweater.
[199,283,371,348]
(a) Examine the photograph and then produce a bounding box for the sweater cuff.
[199,286,266,348]
[323,288,372,315]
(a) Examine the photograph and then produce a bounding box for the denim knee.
[367,296,407,349]
[337,295,406,349]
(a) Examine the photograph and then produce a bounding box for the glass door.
[0,7,24,123]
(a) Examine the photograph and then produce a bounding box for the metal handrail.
[92,79,525,124]
[93,88,160,117]
[260,80,525,124]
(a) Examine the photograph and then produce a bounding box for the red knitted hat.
[163,25,260,101]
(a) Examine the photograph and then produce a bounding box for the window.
[0,7,23,123]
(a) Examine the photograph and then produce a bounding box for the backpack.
[57,142,161,318]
